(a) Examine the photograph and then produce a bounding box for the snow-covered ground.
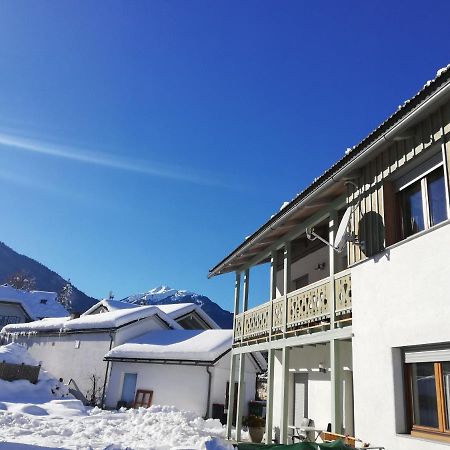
[0,344,237,450]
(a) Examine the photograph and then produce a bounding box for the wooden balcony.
[233,269,352,344]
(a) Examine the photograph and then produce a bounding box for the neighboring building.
[1,300,264,417]
[0,284,67,327]
[209,64,450,448]
[157,303,221,329]
[104,329,265,417]
[84,299,220,329]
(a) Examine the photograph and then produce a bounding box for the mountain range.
[121,286,233,329]
[0,242,233,328]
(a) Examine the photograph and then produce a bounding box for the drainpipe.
[204,366,213,419]
[101,331,115,409]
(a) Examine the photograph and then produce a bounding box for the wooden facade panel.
[443,103,450,135]
[432,111,443,143]
[348,104,450,263]
[413,124,424,156]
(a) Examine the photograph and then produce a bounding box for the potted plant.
[243,415,266,443]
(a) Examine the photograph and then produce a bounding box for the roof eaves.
[208,65,450,278]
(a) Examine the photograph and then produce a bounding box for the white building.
[1,299,264,417]
[0,284,67,328]
[104,329,265,417]
[208,65,450,448]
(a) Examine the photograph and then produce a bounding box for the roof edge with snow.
[208,64,450,278]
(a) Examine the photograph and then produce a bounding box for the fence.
[0,361,40,384]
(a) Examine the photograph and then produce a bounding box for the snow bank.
[0,344,75,410]
[0,344,237,449]
[0,404,234,450]
[0,342,39,365]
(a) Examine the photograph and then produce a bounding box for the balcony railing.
[233,269,352,343]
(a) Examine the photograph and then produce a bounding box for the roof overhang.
[208,67,450,278]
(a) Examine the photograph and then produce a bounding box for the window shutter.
[405,348,450,363]
[383,181,398,246]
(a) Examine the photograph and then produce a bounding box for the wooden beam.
[239,195,346,272]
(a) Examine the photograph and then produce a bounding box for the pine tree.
[59,279,74,313]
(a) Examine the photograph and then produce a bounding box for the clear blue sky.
[0,1,449,311]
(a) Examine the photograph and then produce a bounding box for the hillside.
[0,242,97,313]
[121,286,233,329]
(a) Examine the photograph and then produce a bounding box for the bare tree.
[86,374,103,407]
[5,270,36,291]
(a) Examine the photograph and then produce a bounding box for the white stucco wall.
[7,331,111,399]
[276,246,330,296]
[272,342,353,439]
[4,315,168,400]
[352,221,450,450]
[105,353,259,417]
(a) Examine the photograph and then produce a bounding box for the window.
[404,348,450,440]
[397,165,448,240]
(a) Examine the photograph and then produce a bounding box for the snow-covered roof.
[105,329,233,362]
[0,284,67,320]
[156,303,220,329]
[82,299,139,315]
[1,304,181,334]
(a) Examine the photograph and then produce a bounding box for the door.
[293,373,308,426]
[121,373,137,406]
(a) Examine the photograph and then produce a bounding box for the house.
[208,64,450,448]
[0,303,182,403]
[104,329,265,417]
[1,299,263,417]
[0,284,67,327]
[83,299,220,330]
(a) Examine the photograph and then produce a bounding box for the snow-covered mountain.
[121,286,233,329]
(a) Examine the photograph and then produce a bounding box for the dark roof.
[209,64,450,277]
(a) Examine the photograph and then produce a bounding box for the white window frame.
[394,151,449,238]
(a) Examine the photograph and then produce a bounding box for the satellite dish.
[334,207,352,252]
[306,205,362,253]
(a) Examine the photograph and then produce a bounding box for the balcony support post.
[226,352,237,439]
[235,269,249,441]
[283,242,291,296]
[269,250,278,341]
[270,250,278,300]
[329,212,337,329]
[265,348,275,443]
[232,272,241,343]
[280,346,291,444]
[283,242,291,333]
[235,352,246,442]
[330,338,342,433]
[243,269,250,312]
[227,272,241,440]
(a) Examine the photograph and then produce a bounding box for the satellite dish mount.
[306,206,364,253]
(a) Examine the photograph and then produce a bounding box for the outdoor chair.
[291,418,315,443]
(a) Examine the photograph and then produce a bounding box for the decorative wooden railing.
[233,270,352,342]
